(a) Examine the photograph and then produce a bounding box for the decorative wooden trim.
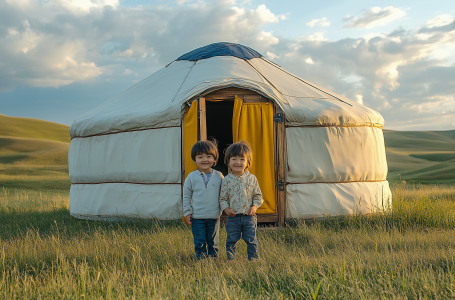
[181,118,185,196]
[288,180,388,184]
[204,87,269,103]
[276,106,286,226]
[71,125,181,139]
[71,182,181,185]
[198,97,207,141]
[257,214,279,223]
[286,124,384,129]
[205,95,269,103]
[220,214,279,224]
[273,104,278,222]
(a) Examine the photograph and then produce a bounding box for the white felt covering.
[286,126,388,183]
[70,183,182,220]
[286,181,392,219]
[69,127,181,184]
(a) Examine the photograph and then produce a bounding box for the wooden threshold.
[220,213,279,224]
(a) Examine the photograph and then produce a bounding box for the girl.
[219,141,263,261]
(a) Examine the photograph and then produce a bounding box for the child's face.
[229,156,247,175]
[194,153,215,173]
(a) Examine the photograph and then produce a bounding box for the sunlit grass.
[1,184,455,298]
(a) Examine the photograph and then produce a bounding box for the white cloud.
[123,69,138,76]
[425,15,454,28]
[265,52,278,60]
[256,31,279,47]
[305,57,314,64]
[362,32,386,42]
[253,4,285,23]
[270,14,455,130]
[1,1,455,130]
[51,0,119,14]
[175,0,193,5]
[302,32,328,42]
[0,0,284,91]
[355,95,363,105]
[306,17,330,28]
[7,20,40,54]
[344,6,406,29]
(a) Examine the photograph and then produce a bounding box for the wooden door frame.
[198,97,207,141]
[274,105,286,226]
[182,88,286,226]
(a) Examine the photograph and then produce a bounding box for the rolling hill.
[0,114,70,143]
[384,129,455,183]
[0,114,70,190]
[393,158,455,184]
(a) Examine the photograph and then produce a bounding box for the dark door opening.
[206,100,234,176]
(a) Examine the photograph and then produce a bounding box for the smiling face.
[229,155,247,176]
[194,153,215,173]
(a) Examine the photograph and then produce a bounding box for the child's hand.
[185,214,192,225]
[247,205,257,216]
[224,208,237,217]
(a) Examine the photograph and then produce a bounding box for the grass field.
[1,114,455,298]
[1,185,455,298]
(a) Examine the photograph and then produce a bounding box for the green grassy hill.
[394,158,455,184]
[384,129,455,183]
[0,137,69,165]
[0,114,70,143]
[0,115,70,190]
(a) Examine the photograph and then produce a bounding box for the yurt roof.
[176,42,262,61]
[70,43,384,139]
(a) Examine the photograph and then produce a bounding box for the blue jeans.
[191,218,220,259]
[225,214,259,260]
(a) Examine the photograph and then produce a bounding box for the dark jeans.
[191,218,220,259]
[225,214,259,260]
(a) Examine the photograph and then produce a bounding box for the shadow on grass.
[0,207,187,240]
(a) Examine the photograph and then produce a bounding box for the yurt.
[69,42,392,225]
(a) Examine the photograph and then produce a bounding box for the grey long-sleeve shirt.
[182,169,224,219]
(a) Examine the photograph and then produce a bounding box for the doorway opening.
[182,87,286,225]
[206,101,234,176]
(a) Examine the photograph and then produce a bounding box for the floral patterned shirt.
[219,172,263,214]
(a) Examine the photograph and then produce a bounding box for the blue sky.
[1,0,455,130]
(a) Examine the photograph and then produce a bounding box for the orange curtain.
[232,96,276,214]
[182,101,199,223]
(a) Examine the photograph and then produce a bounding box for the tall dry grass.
[1,184,455,299]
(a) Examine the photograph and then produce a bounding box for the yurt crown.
[176,42,262,61]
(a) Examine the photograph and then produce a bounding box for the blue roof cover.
[176,42,262,61]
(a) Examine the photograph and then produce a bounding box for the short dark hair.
[224,141,253,172]
[191,140,219,164]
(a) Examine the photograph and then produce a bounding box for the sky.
[1,0,455,131]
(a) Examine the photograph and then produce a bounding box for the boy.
[183,140,224,259]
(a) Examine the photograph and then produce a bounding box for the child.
[219,141,263,261]
[182,140,224,259]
